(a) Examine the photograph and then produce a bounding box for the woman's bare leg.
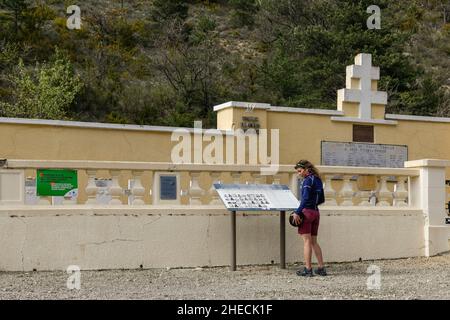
[301,234,312,269]
[311,236,324,268]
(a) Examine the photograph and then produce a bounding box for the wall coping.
[330,116,398,125]
[386,114,450,123]
[2,159,420,176]
[0,117,234,135]
[213,101,271,111]
[2,111,449,134]
[268,106,343,116]
[214,102,450,124]
[213,101,343,116]
[405,159,450,168]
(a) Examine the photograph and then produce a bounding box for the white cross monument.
[337,53,387,120]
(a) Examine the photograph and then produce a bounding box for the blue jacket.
[296,174,324,214]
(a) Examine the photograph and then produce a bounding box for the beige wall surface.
[1,112,449,169]
[0,207,425,271]
[376,120,450,164]
[266,111,353,165]
[266,112,450,166]
[0,124,174,162]
[1,111,449,195]
[378,120,450,178]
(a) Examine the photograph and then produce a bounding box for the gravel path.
[1,252,450,300]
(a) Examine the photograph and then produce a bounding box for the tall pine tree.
[0,0,29,37]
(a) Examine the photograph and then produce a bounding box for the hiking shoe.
[314,267,327,276]
[296,267,314,277]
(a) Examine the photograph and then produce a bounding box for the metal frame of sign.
[214,183,300,271]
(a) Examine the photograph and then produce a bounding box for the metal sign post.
[280,210,286,269]
[231,210,236,271]
[214,184,299,271]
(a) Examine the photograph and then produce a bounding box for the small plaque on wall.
[353,125,374,143]
[160,176,177,200]
[241,116,260,133]
[321,141,408,168]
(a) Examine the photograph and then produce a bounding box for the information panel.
[36,169,78,197]
[214,184,299,211]
[321,141,408,168]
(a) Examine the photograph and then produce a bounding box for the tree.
[0,0,448,124]
[229,0,260,27]
[151,17,224,127]
[255,0,422,112]
[0,0,29,37]
[151,0,189,23]
[0,49,83,119]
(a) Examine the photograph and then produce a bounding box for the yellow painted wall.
[216,108,234,130]
[216,107,268,131]
[216,106,450,179]
[1,110,449,176]
[375,120,450,178]
[371,105,385,120]
[0,124,173,162]
[266,111,353,165]
[1,109,450,206]
[375,120,450,160]
[339,102,359,118]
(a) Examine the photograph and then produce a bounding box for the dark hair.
[294,159,320,177]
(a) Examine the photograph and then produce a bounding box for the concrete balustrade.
[0,159,425,207]
[0,158,449,271]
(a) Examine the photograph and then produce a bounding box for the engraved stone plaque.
[321,141,408,168]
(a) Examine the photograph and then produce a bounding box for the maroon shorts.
[298,208,320,236]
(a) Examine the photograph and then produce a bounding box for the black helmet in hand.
[289,211,302,227]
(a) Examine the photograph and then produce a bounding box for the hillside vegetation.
[0,0,449,127]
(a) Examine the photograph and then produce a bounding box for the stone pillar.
[251,172,264,184]
[376,176,393,206]
[189,172,204,205]
[230,172,241,184]
[340,175,355,206]
[323,175,337,206]
[208,172,222,205]
[109,170,123,205]
[357,190,371,206]
[85,169,98,205]
[131,171,145,205]
[393,176,408,207]
[272,174,281,185]
[406,159,450,257]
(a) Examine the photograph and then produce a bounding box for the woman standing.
[292,160,327,277]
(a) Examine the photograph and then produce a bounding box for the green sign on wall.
[36,169,78,197]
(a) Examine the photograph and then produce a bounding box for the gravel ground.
[1,252,450,300]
